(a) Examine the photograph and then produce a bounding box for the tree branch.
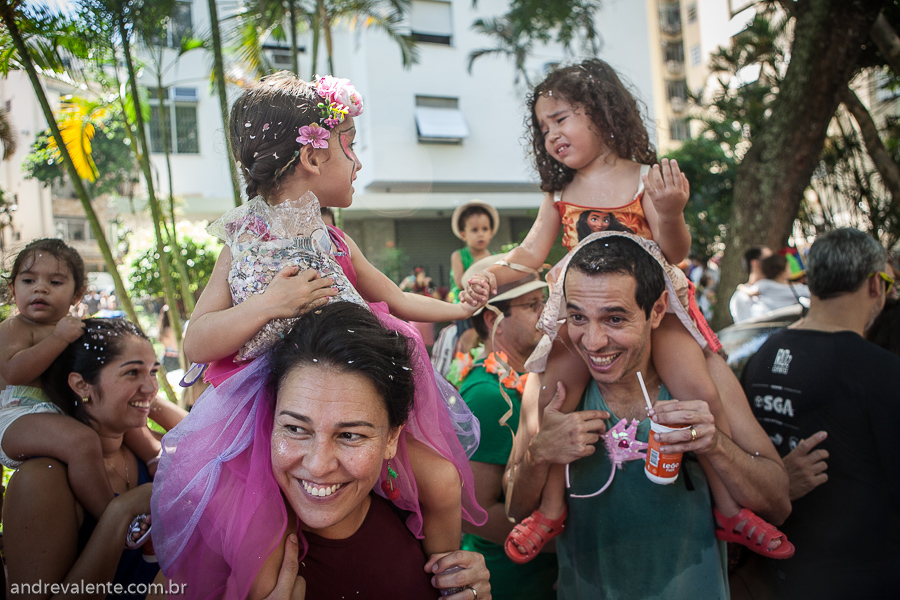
[870,11,900,75]
[843,86,900,214]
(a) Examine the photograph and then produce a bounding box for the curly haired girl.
[462,59,794,564]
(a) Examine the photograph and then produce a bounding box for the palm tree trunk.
[154,74,195,317]
[311,1,321,78]
[117,15,187,405]
[154,77,176,228]
[321,2,334,75]
[207,0,242,207]
[0,6,140,327]
[288,0,299,75]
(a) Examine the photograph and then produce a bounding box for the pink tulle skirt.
[151,302,485,599]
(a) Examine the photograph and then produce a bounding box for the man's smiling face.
[564,269,666,386]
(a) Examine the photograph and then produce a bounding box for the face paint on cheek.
[339,131,357,185]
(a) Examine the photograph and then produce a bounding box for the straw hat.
[451,200,500,240]
[462,253,548,315]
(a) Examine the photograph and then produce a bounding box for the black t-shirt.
[741,329,900,599]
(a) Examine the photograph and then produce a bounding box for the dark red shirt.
[298,494,437,599]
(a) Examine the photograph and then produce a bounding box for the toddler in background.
[448,201,498,303]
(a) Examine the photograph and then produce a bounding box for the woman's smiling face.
[81,335,159,434]
[271,365,401,540]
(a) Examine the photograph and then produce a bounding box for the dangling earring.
[381,459,400,501]
[82,396,90,404]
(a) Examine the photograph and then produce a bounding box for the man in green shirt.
[458,256,557,600]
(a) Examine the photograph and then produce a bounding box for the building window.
[659,2,681,34]
[410,0,452,45]
[690,45,701,66]
[55,217,94,242]
[666,80,688,101]
[153,1,192,48]
[147,87,200,154]
[667,80,688,113]
[414,96,469,143]
[669,118,690,141]
[664,42,684,63]
[687,3,698,24]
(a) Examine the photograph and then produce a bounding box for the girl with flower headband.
[461,59,794,563]
[151,72,486,598]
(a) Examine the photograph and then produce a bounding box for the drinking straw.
[637,371,653,412]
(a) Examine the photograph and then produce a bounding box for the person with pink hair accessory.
[151,73,487,599]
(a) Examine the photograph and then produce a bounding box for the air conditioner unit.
[269,50,293,68]
[670,97,686,112]
[667,60,683,74]
[171,87,199,102]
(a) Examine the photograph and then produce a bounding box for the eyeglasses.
[507,299,546,313]
[870,271,895,296]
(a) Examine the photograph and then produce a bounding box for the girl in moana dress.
[461,59,794,564]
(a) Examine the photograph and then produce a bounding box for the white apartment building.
[2,0,676,287]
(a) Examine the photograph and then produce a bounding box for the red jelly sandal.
[714,508,795,559]
[504,507,567,564]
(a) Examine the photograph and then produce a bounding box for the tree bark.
[713,0,888,331]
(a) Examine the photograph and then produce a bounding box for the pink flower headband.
[296,75,364,149]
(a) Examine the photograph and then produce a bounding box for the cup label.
[645,429,683,482]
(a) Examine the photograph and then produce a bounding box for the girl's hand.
[458,299,480,318]
[53,315,86,343]
[261,266,338,319]
[426,551,491,600]
[460,272,496,307]
[642,158,690,218]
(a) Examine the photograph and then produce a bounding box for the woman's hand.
[261,267,337,319]
[263,534,306,600]
[425,550,491,600]
[108,482,153,523]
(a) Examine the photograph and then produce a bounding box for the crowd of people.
[0,59,897,600]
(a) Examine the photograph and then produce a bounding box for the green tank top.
[449,246,476,303]
[558,383,729,600]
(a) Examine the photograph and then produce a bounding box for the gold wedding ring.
[690,426,698,442]
[469,587,477,600]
